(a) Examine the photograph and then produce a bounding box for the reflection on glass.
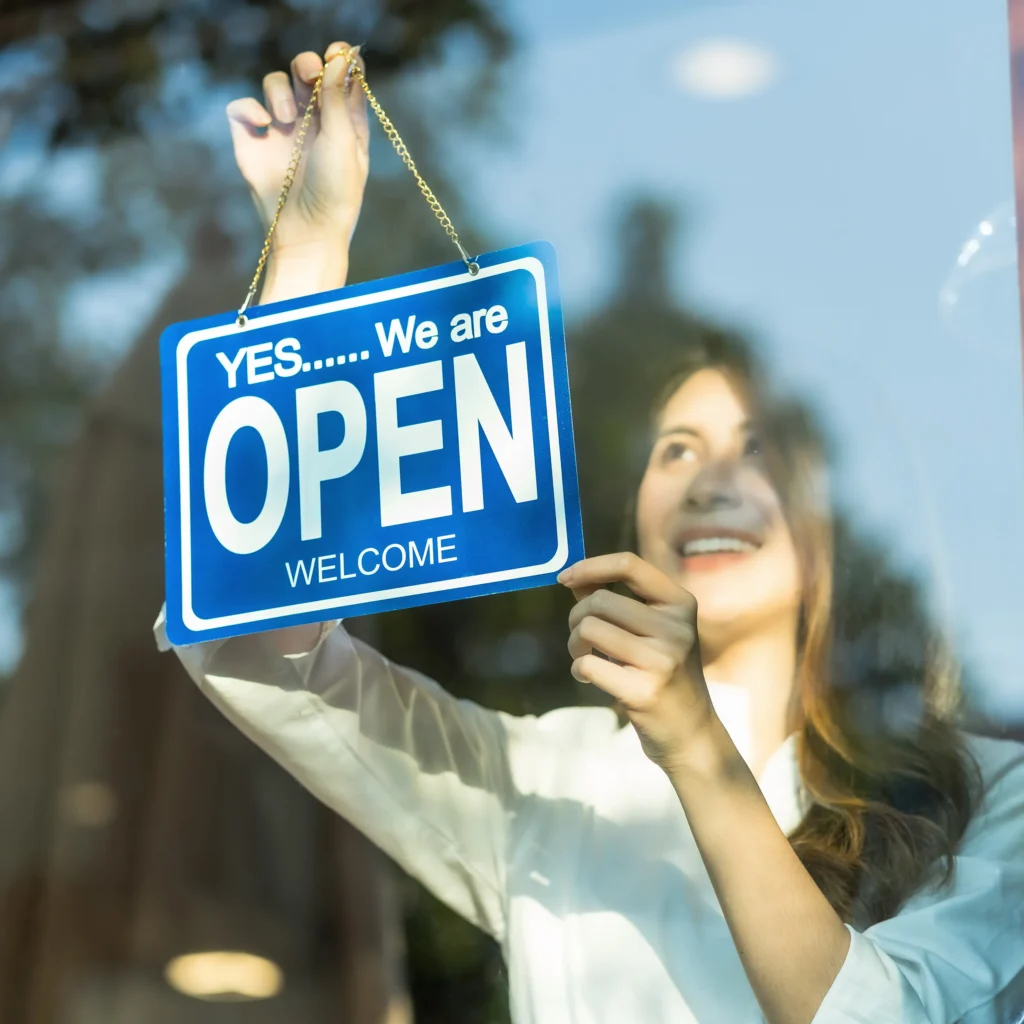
[0,2,1022,1023]
[59,780,118,828]
[940,199,1019,348]
[164,950,284,1001]
[670,38,781,100]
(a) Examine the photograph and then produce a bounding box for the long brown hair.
[637,330,983,927]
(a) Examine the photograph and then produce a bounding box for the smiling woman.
[622,330,983,927]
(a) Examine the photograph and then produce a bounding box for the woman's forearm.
[666,721,851,1024]
[259,241,350,655]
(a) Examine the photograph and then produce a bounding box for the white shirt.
[156,612,1024,1023]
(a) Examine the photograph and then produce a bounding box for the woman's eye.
[743,435,762,457]
[661,441,695,464]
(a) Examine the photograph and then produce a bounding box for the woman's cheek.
[758,535,803,609]
[634,475,672,559]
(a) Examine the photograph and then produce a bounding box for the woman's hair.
[636,329,983,927]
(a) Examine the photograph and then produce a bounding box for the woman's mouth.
[674,531,762,572]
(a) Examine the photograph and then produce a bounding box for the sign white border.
[175,256,568,631]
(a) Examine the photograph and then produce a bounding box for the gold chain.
[347,58,476,268]
[238,48,477,327]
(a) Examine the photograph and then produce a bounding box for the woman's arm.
[156,610,521,940]
[560,553,850,1024]
[664,724,852,1024]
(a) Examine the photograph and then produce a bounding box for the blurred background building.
[0,1,1022,1023]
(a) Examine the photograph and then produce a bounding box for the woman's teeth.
[681,536,758,556]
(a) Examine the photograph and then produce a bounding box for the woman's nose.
[683,460,743,512]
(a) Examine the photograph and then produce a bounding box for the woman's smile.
[673,525,764,573]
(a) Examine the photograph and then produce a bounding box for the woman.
[159,44,1024,1023]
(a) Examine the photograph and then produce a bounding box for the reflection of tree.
[0,3,510,1023]
[0,0,509,683]
[570,198,712,557]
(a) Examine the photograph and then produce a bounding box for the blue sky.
[431,0,1024,716]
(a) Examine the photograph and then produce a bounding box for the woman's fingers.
[290,50,323,111]
[562,558,698,690]
[570,654,649,704]
[262,69,297,124]
[569,615,677,673]
[318,42,368,151]
[319,43,359,139]
[559,552,692,608]
[324,39,354,62]
[226,96,272,136]
[567,587,668,637]
[345,47,369,151]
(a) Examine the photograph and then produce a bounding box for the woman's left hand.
[558,552,721,773]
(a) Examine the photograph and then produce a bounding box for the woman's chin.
[686,580,803,651]
[676,566,788,631]
[692,595,757,626]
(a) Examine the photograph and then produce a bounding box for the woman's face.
[635,368,802,650]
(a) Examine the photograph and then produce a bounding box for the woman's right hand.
[226,41,370,288]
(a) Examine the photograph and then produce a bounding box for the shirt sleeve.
[811,737,1024,1024]
[154,607,523,943]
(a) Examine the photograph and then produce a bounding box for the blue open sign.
[160,241,584,645]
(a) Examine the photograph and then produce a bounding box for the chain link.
[237,48,477,327]
[347,57,477,271]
